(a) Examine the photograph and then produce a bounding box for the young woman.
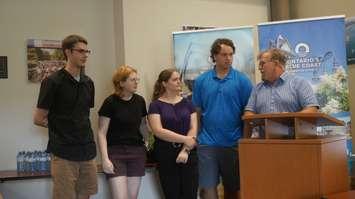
[97,65,148,199]
[148,68,198,199]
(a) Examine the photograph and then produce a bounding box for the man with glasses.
[244,48,319,116]
[34,34,97,199]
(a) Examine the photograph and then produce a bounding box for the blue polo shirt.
[192,67,252,147]
[245,72,319,113]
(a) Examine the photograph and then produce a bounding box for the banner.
[258,16,350,134]
[346,17,355,64]
[173,27,255,97]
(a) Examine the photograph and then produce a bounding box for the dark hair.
[258,48,287,66]
[62,34,88,60]
[210,38,235,62]
[152,68,178,100]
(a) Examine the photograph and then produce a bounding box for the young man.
[192,38,253,199]
[244,48,319,116]
[33,34,97,199]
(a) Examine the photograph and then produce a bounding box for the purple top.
[148,98,196,147]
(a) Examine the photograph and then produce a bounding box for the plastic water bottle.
[34,151,40,172]
[20,151,25,172]
[23,152,30,172]
[16,152,20,172]
[45,152,51,172]
[40,151,47,172]
[32,151,37,172]
[18,150,51,172]
[20,151,26,172]
[29,153,35,172]
[16,151,24,172]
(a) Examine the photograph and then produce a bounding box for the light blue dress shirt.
[245,72,319,113]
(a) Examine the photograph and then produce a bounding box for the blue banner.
[258,16,350,133]
[346,17,355,64]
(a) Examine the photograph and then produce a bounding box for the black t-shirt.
[37,68,96,161]
[98,94,147,146]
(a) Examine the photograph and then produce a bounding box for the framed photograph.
[27,39,65,83]
[0,56,8,79]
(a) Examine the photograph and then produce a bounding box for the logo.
[295,43,310,57]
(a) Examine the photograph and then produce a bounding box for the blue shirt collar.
[279,71,290,81]
[212,66,234,80]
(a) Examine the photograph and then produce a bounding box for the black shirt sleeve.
[90,80,95,108]
[141,96,148,117]
[98,96,113,118]
[37,77,56,110]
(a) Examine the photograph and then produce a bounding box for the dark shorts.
[106,145,146,178]
[197,145,240,192]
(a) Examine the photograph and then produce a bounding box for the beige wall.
[289,0,355,149]
[290,0,355,19]
[0,0,116,170]
[119,0,269,100]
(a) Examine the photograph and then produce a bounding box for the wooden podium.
[239,113,349,199]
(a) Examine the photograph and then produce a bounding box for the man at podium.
[244,48,319,116]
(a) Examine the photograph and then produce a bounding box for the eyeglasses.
[127,77,140,82]
[259,60,273,67]
[71,48,91,54]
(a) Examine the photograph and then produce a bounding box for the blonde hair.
[112,65,137,96]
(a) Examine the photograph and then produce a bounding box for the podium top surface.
[242,112,344,126]
[239,135,346,144]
